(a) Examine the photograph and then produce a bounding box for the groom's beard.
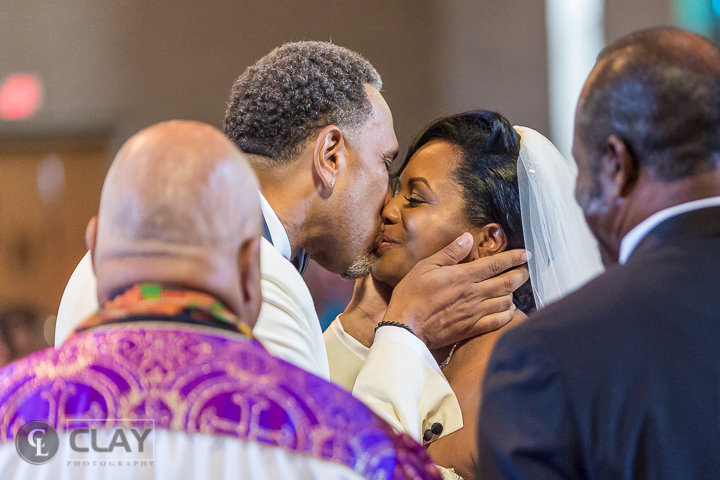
[341,226,383,280]
[340,251,373,280]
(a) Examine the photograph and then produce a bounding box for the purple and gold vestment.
[0,285,440,480]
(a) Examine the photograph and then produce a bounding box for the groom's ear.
[475,223,508,259]
[312,125,346,197]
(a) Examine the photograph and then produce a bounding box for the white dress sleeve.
[351,326,464,443]
[323,316,368,390]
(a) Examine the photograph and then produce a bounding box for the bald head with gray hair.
[576,27,720,181]
[87,120,263,324]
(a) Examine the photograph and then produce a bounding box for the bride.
[339,110,603,480]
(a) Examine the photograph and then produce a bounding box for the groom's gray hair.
[224,41,382,167]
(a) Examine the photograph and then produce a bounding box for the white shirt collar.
[619,196,720,264]
[258,191,292,261]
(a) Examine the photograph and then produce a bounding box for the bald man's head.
[89,120,262,323]
[576,27,720,181]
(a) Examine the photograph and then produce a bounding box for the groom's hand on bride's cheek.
[382,232,530,349]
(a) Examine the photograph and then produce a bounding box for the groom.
[56,41,530,442]
[477,27,720,479]
[223,41,530,439]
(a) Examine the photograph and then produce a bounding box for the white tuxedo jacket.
[55,239,462,442]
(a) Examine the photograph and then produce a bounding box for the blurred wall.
[0,0,678,155]
[120,1,445,154]
[605,0,674,44]
[438,0,550,136]
[0,2,126,139]
[2,1,438,154]
[0,1,554,156]
[0,0,678,320]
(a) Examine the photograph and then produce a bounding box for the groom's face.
[331,85,399,278]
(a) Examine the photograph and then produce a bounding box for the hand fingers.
[466,303,516,337]
[457,249,530,282]
[425,232,473,267]
[469,266,530,299]
[478,294,515,317]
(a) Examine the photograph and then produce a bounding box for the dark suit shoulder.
[519,238,719,342]
[489,239,720,479]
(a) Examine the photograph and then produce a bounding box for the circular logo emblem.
[15,421,59,464]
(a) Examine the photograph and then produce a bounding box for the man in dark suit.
[476,27,720,479]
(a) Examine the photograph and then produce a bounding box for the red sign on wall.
[0,73,43,121]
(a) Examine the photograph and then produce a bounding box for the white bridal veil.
[514,126,604,309]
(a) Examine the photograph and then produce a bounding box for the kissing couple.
[55,41,603,480]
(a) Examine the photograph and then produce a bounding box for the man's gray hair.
[577,27,720,181]
[224,41,382,166]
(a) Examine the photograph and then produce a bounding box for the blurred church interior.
[0,0,715,362]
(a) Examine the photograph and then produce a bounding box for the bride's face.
[372,140,478,287]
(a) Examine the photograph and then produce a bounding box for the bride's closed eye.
[398,175,438,207]
[403,193,427,206]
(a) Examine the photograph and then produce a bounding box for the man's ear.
[237,235,262,329]
[602,135,639,199]
[312,125,346,196]
[85,216,99,274]
[475,223,508,259]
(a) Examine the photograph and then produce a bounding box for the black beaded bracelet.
[375,320,415,336]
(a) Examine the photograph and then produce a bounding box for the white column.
[545,0,605,159]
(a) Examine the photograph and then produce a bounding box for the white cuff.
[330,315,370,361]
[324,316,368,391]
[374,326,443,377]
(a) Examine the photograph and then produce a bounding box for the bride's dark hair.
[401,109,536,313]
